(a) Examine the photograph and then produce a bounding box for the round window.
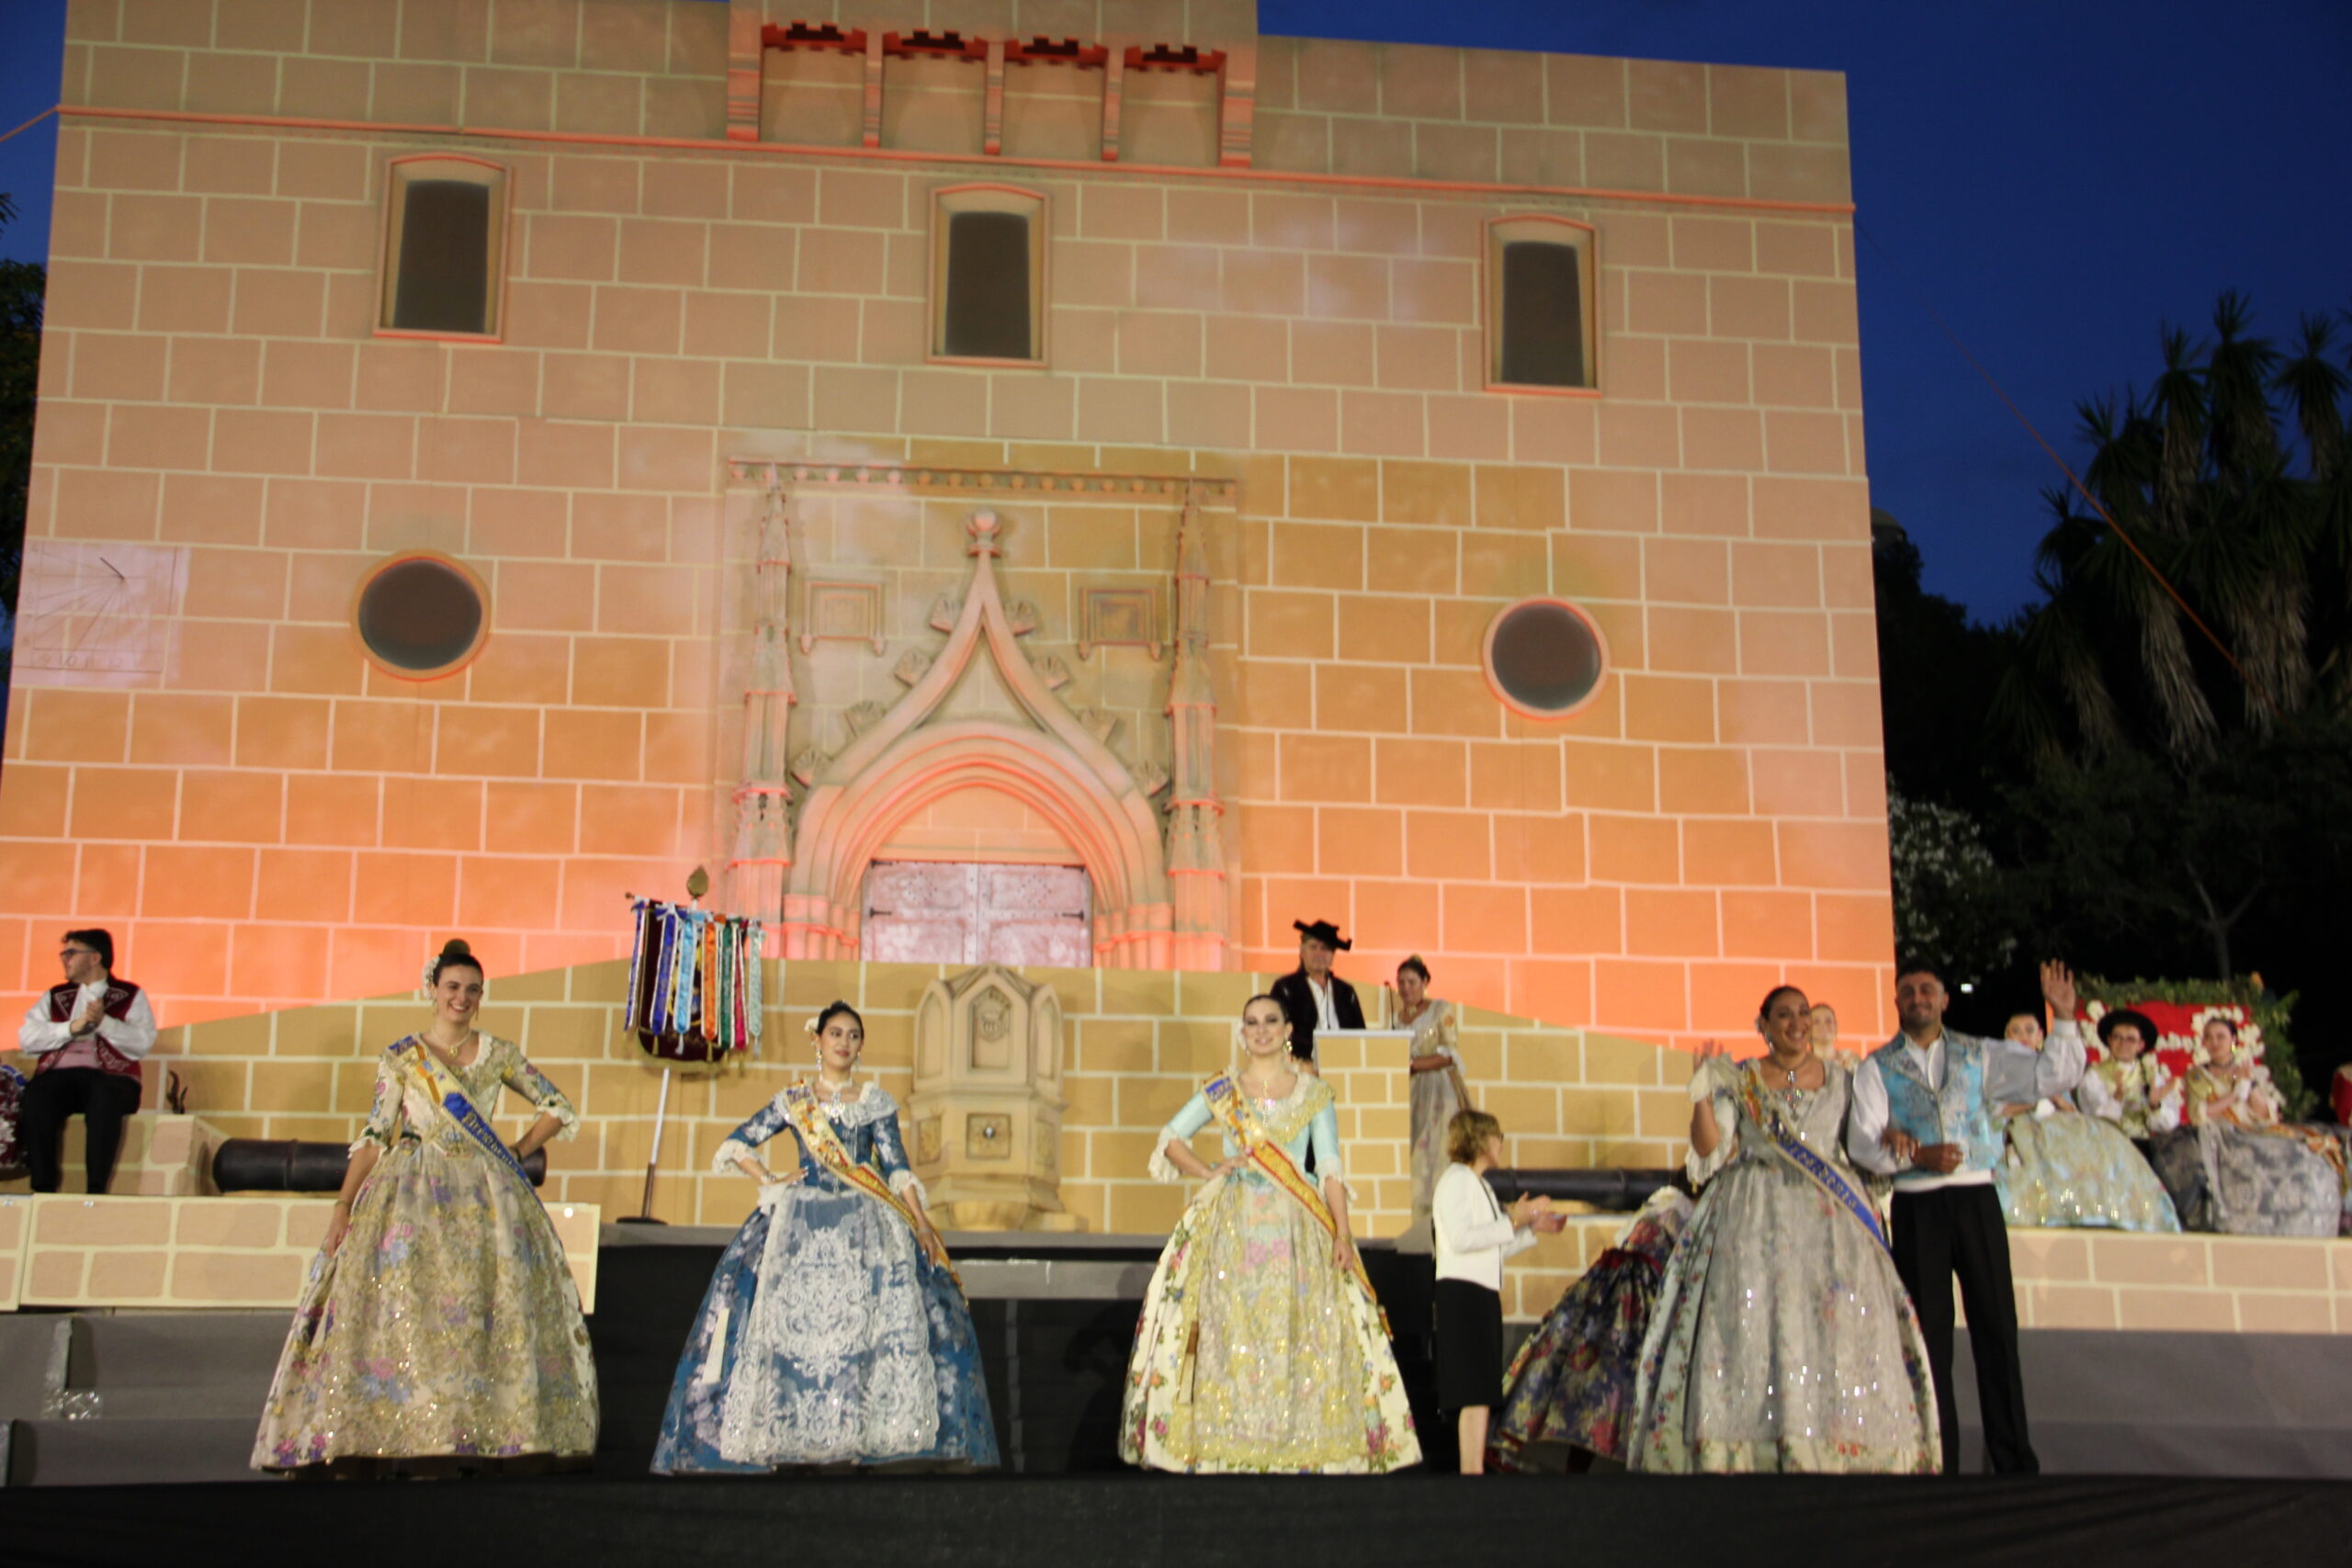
[1481,598,1609,719]
[353,552,488,678]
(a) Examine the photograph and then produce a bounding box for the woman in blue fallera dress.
[651,1001,999,1472]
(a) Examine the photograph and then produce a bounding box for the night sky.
[2,0,2346,621]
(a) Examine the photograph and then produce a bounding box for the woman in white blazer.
[1433,1109,1562,1472]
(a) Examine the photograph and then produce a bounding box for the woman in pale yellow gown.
[1120,995,1419,1474]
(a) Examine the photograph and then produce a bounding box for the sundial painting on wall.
[15,542,187,687]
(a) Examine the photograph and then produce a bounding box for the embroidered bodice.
[1154,1070,1344,1185]
[712,1081,924,1199]
[353,1034,579,1154]
[1688,1056,1859,1184]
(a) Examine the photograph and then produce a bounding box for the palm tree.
[1997,294,2352,764]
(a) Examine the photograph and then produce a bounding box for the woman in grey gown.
[1630,985,1939,1474]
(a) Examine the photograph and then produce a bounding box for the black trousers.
[1889,1183,2039,1475]
[21,1067,142,1194]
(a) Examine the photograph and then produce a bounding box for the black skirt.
[1433,1277,1504,1410]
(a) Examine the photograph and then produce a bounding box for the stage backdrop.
[1,0,1891,1055]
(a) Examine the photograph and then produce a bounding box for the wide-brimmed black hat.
[2096,1008,2161,1050]
[1293,919,1351,951]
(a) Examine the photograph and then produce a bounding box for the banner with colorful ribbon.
[625,898,765,1064]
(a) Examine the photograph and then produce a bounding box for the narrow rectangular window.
[377,156,509,342]
[930,184,1047,365]
[1498,241,1584,389]
[1485,216,1599,393]
[944,210,1034,360]
[391,180,492,334]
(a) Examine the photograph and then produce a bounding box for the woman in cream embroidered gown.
[1121,994,1419,1474]
[1397,955,1469,1254]
[1631,986,1939,1474]
[652,1002,997,1472]
[253,941,595,1474]
[1994,1010,2178,1233]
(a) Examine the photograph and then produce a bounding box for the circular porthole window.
[1481,597,1609,720]
[353,552,488,678]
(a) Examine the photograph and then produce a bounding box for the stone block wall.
[6,0,1892,1058]
[0,1111,221,1198]
[96,954,1686,1238]
[2,1191,602,1310]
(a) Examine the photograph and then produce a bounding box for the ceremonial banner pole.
[618,866,764,1224]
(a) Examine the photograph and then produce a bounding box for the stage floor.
[5,1473,2351,1568]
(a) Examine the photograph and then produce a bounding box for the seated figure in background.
[1993,1006,2178,1233]
[2075,1009,2181,1148]
[2152,1013,2341,1236]
[1808,1002,1864,1075]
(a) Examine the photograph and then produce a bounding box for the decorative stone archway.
[778,509,1185,968]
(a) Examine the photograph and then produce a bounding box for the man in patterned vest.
[16,929,157,1194]
[1847,958,2083,1475]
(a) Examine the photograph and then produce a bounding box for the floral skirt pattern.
[650,1183,998,1472]
[1488,1245,1662,1469]
[1997,1111,2181,1232]
[1121,1168,1419,1474]
[251,1136,597,1472]
[1631,1156,1939,1474]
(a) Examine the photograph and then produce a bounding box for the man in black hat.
[1270,919,1364,1070]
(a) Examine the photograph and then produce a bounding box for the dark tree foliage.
[0,192,42,694]
[1933,293,2352,1079]
[1871,508,2017,818]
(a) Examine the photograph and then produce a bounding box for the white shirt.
[1432,1162,1535,1292]
[1306,976,1338,1032]
[19,980,158,1070]
[1846,1021,2086,1194]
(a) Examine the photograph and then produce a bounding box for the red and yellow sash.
[780,1081,960,1288]
[1199,1073,1382,1311]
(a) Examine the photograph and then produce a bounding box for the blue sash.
[1735,1066,1887,1252]
[396,1038,539,1202]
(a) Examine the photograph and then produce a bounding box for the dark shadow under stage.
[6,1473,2352,1568]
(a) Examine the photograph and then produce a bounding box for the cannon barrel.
[212,1138,547,1192]
[1487,1167,1682,1212]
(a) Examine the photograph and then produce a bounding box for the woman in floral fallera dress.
[1630,986,1939,1474]
[1487,1186,1690,1472]
[252,941,596,1475]
[1122,994,1420,1474]
[652,1001,997,1472]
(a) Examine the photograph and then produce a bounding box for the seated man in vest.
[1847,958,2081,1475]
[17,929,157,1194]
[1269,918,1364,1071]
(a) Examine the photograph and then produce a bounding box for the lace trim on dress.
[887,1168,928,1207]
[1685,1055,1741,1186]
[713,1138,759,1176]
[1250,1073,1334,1148]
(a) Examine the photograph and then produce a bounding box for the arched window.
[1483,215,1598,393]
[377,155,510,341]
[931,184,1047,365]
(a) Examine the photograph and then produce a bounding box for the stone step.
[6,1416,265,1486]
[72,1312,288,1397]
[0,1318,70,1422]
